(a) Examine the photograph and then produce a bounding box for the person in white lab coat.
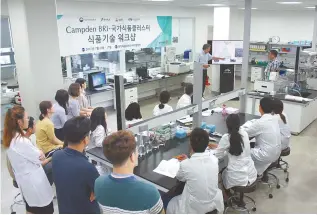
[272,98,291,150]
[153,91,173,116]
[167,128,224,214]
[176,83,193,109]
[214,114,257,190]
[3,106,54,214]
[125,102,143,128]
[244,97,281,176]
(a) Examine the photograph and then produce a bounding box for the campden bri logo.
[79,17,84,22]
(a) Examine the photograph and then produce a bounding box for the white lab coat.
[275,113,291,150]
[153,104,173,116]
[176,94,191,109]
[167,153,224,214]
[126,118,143,128]
[215,129,257,189]
[6,134,54,207]
[244,114,281,175]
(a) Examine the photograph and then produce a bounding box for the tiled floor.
[1,80,317,213]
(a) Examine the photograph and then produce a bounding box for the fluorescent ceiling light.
[147,0,173,1]
[239,8,258,10]
[276,2,303,4]
[200,4,226,7]
[305,6,315,9]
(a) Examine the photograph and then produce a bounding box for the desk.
[85,71,192,109]
[246,90,317,135]
[86,113,259,192]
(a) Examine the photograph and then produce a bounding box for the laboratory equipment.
[168,62,190,74]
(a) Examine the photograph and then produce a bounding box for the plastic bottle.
[222,104,228,116]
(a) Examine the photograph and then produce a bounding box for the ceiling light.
[239,8,258,10]
[145,0,174,2]
[276,2,303,4]
[200,4,226,7]
[305,6,315,9]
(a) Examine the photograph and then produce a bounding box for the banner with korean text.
[57,15,172,56]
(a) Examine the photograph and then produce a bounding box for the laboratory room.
[1,0,317,213]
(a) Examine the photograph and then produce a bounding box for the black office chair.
[10,180,24,214]
[270,147,290,182]
[224,181,257,214]
[258,161,281,199]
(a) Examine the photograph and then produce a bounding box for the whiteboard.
[212,40,243,65]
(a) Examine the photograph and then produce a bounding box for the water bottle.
[222,104,228,116]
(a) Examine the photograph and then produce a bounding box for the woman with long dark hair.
[89,107,111,175]
[36,101,63,157]
[214,114,257,189]
[90,107,107,148]
[125,102,143,128]
[51,89,69,140]
[272,98,291,150]
[3,106,54,214]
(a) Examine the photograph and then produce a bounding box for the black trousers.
[203,69,208,96]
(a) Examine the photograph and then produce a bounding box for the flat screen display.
[91,72,106,87]
[211,40,243,65]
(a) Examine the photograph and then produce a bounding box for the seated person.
[51,89,69,141]
[125,102,143,128]
[67,83,89,119]
[90,107,107,148]
[52,117,100,214]
[153,91,173,116]
[167,128,224,214]
[75,78,95,115]
[176,84,193,109]
[244,97,281,176]
[213,114,257,192]
[36,101,63,157]
[272,98,291,150]
[95,130,164,214]
[89,107,110,175]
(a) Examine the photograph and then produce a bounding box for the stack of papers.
[153,159,180,178]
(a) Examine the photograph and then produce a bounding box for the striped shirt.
[95,174,163,214]
[266,58,280,72]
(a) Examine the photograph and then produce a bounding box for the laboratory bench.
[245,89,317,135]
[85,71,193,109]
[86,113,259,192]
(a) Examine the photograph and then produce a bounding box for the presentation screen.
[211,40,243,65]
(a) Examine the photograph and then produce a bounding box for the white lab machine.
[168,62,191,74]
[254,80,276,93]
[251,67,264,82]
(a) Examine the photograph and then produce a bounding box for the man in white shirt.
[176,84,193,109]
[198,44,225,96]
[167,128,224,214]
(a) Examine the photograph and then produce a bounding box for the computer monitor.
[88,72,106,89]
